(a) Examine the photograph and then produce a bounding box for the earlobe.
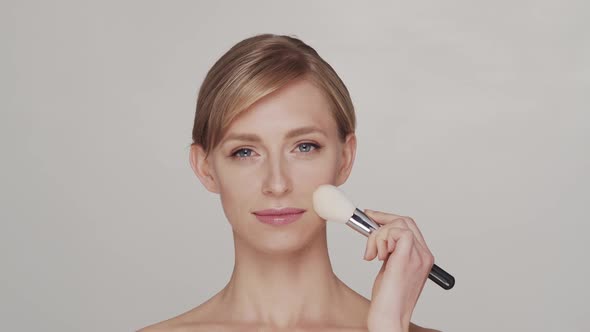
[335,133,357,186]
[189,144,220,194]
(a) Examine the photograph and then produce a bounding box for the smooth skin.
[138,77,440,332]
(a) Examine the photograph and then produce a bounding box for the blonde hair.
[191,33,356,156]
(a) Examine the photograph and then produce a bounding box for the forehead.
[223,78,337,138]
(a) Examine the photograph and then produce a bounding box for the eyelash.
[230,142,322,160]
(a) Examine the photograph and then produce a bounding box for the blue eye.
[232,148,253,158]
[297,142,320,153]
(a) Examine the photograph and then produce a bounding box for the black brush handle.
[428,263,455,290]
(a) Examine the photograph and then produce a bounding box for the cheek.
[291,150,342,190]
[294,160,338,185]
[214,162,259,223]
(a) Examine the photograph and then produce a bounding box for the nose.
[261,154,292,196]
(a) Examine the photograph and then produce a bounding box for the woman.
[140,34,439,332]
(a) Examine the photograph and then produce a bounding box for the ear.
[335,133,356,186]
[189,144,220,194]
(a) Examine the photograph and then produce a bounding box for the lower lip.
[254,212,305,225]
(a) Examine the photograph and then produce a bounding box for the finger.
[363,235,370,260]
[364,209,403,225]
[366,210,431,255]
[387,218,410,231]
[378,236,388,260]
[388,228,415,260]
[382,230,417,276]
[386,230,433,277]
[387,237,396,252]
[364,229,379,260]
[366,225,398,261]
[376,225,399,260]
[367,224,429,262]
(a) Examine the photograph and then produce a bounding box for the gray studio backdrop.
[1,1,588,331]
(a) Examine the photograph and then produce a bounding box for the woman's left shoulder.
[410,322,442,332]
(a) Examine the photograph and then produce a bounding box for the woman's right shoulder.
[138,293,231,332]
[137,320,234,332]
[136,304,220,332]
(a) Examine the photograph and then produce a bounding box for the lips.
[252,208,306,225]
[252,207,306,216]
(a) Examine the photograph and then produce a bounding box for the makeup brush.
[312,184,455,290]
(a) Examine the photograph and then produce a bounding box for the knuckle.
[412,252,423,263]
[398,217,410,228]
[387,228,397,238]
[404,216,417,226]
[394,217,407,224]
[374,234,383,243]
[425,254,435,267]
[375,228,387,240]
[368,231,378,243]
[386,227,397,237]
[400,229,413,238]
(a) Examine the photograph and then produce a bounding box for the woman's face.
[191,78,356,253]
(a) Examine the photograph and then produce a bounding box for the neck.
[217,227,346,329]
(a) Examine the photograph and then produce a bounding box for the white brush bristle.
[312,184,356,223]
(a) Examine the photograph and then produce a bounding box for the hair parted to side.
[191,33,356,157]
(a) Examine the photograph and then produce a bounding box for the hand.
[363,209,435,332]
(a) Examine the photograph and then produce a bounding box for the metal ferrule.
[345,208,380,237]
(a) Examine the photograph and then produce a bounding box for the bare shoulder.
[137,299,226,332]
[137,316,244,332]
[137,321,235,332]
[136,318,206,332]
[410,322,442,332]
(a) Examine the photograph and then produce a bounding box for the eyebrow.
[221,126,327,145]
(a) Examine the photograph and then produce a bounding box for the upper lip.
[252,208,306,216]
